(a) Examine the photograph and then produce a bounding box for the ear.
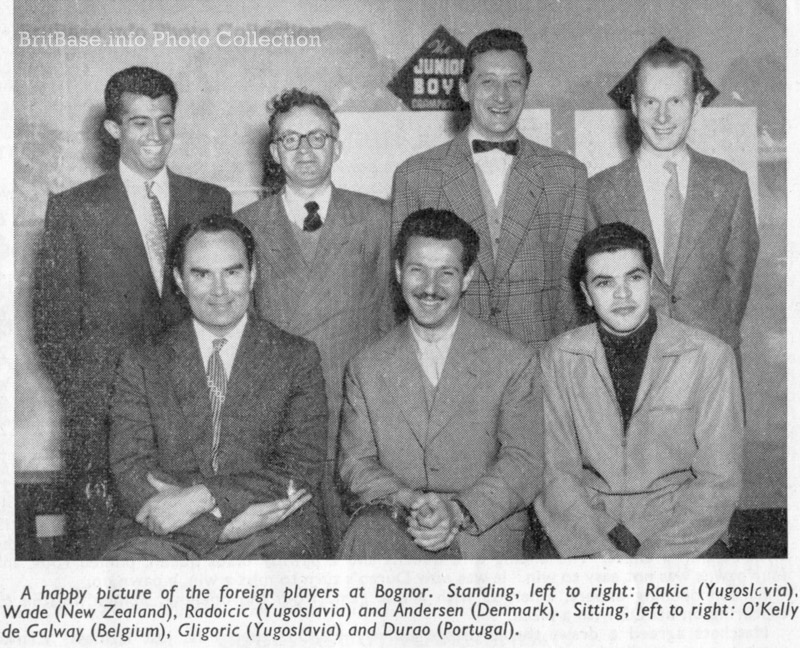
[269,141,281,164]
[173,267,185,295]
[579,281,593,310]
[459,78,469,104]
[691,91,703,118]
[332,137,343,164]
[394,259,403,285]
[630,96,638,120]
[248,261,257,290]
[462,264,476,292]
[104,119,121,141]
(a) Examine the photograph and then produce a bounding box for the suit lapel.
[494,137,543,282]
[382,325,430,449]
[105,170,158,292]
[442,133,495,282]
[673,149,717,279]
[223,317,271,414]
[254,195,308,323]
[615,158,667,283]
[166,320,215,468]
[425,315,480,444]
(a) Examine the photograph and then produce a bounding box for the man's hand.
[219,488,311,542]
[135,473,216,535]
[407,492,460,552]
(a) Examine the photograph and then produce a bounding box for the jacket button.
[670,295,678,304]
[490,307,501,316]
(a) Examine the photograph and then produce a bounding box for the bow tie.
[472,139,519,155]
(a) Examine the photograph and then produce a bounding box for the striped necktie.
[207,338,227,473]
[662,160,684,284]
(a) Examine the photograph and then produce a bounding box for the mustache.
[413,291,446,300]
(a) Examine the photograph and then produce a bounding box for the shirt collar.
[193,312,248,357]
[409,310,461,346]
[637,144,690,172]
[282,182,333,223]
[118,160,168,193]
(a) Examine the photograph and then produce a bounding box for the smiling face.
[632,61,702,153]
[174,230,256,337]
[104,92,174,179]
[459,49,528,141]
[396,236,475,334]
[269,105,342,191]
[581,248,652,335]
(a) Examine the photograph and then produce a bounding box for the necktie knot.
[303,201,323,232]
[472,139,519,155]
[212,338,227,353]
[663,160,678,176]
[145,180,156,198]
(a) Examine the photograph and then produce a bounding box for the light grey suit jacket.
[339,312,544,558]
[588,147,759,348]
[236,187,392,460]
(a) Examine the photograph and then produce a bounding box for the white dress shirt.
[409,312,460,388]
[193,313,248,378]
[636,146,690,262]
[119,161,170,294]
[282,182,333,229]
[469,127,516,206]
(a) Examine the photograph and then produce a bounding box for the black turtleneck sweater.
[597,309,658,432]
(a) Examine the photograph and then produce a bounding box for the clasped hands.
[393,489,466,552]
[136,474,311,541]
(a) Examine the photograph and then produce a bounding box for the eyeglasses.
[274,130,336,151]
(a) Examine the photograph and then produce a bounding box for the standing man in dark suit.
[391,29,591,351]
[589,38,759,362]
[236,89,391,550]
[338,209,543,559]
[103,216,326,560]
[34,66,232,559]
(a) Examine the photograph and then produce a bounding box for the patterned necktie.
[662,160,683,284]
[207,338,227,473]
[303,201,323,232]
[145,180,168,292]
[472,139,519,155]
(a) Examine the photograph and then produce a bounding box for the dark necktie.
[472,139,519,155]
[207,338,227,473]
[662,160,684,284]
[303,201,323,232]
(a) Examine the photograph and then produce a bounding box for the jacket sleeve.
[457,347,545,534]
[202,341,328,522]
[375,198,395,334]
[534,345,621,557]
[725,172,759,327]
[33,192,81,401]
[109,349,192,520]
[339,360,409,503]
[636,344,744,558]
[555,162,591,334]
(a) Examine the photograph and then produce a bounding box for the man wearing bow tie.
[391,29,592,350]
[235,89,392,552]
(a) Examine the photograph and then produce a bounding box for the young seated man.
[534,222,743,558]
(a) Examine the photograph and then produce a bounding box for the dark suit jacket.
[109,316,328,556]
[588,147,759,348]
[235,187,391,460]
[34,168,231,484]
[339,312,544,558]
[391,130,591,350]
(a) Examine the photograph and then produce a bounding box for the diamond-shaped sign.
[388,26,467,111]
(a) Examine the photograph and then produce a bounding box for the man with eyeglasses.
[236,88,391,553]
